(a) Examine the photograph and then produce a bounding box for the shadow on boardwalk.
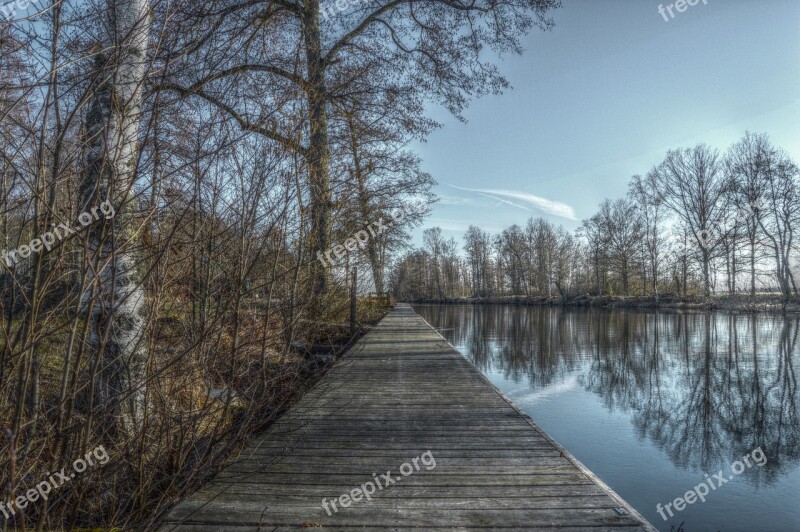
[159,304,655,531]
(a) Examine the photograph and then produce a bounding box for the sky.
[410,0,800,245]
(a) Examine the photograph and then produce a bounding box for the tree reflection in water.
[416,304,800,484]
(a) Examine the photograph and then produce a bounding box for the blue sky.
[411,0,800,244]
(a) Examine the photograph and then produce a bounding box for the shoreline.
[406,294,800,314]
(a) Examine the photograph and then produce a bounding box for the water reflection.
[417,305,800,484]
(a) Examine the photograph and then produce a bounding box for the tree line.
[391,133,800,302]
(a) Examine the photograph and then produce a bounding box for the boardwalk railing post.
[350,268,357,336]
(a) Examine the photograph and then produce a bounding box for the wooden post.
[350,268,357,336]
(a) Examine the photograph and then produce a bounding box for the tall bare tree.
[464,225,494,297]
[595,198,642,296]
[755,146,800,300]
[725,132,769,295]
[652,144,729,297]
[630,172,666,301]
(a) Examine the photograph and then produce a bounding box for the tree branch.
[158,82,309,157]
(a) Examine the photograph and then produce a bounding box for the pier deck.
[160,303,654,531]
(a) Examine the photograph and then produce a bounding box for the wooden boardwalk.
[159,304,655,531]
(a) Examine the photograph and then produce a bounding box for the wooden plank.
[188,483,611,498]
[173,493,623,509]
[159,304,655,531]
[163,527,646,532]
[166,506,645,528]
[212,472,592,485]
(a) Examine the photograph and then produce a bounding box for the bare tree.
[725,132,770,295]
[579,214,606,295]
[552,225,578,298]
[423,227,447,299]
[630,172,666,301]
[464,225,494,297]
[595,198,642,296]
[338,110,434,293]
[755,147,800,301]
[498,224,529,296]
[652,144,729,297]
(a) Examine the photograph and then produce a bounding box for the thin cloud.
[428,219,506,233]
[475,192,532,213]
[448,184,578,221]
[437,194,478,206]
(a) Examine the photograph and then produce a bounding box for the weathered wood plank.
[187,484,611,499]
[166,526,646,532]
[173,493,623,510]
[159,304,655,531]
[212,472,592,485]
[166,507,643,528]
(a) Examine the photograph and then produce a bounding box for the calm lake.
[413,304,800,532]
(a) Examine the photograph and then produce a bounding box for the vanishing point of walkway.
[160,303,655,531]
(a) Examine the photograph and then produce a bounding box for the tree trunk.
[350,268,357,336]
[652,252,659,303]
[622,260,629,296]
[778,249,791,301]
[682,253,687,297]
[80,0,150,435]
[750,238,756,296]
[594,248,600,294]
[702,249,711,298]
[303,0,331,298]
[725,243,732,293]
[730,233,736,293]
[346,114,384,293]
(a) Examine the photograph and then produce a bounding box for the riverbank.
[408,294,800,313]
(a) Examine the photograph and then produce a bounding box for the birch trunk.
[81,0,150,435]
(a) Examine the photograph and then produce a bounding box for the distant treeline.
[391,133,800,302]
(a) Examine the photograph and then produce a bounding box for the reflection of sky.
[506,373,579,405]
[416,304,800,532]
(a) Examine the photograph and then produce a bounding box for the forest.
[0,0,561,528]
